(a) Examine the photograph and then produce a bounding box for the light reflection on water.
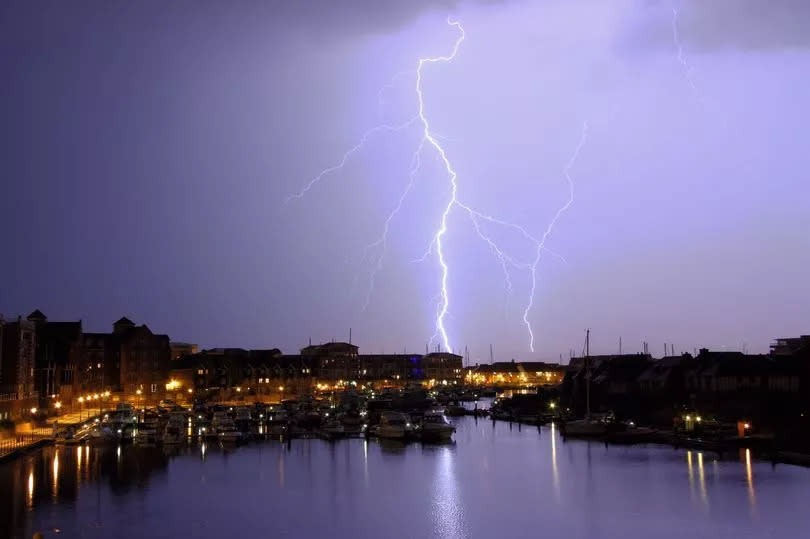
[550,421,559,500]
[431,448,463,539]
[51,451,59,499]
[1,415,808,539]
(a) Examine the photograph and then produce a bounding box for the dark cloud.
[627,0,810,52]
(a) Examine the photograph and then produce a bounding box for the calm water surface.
[2,415,809,539]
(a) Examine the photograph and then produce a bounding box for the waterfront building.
[69,331,117,397]
[170,342,199,361]
[465,360,565,387]
[114,317,172,402]
[0,316,36,397]
[422,352,464,383]
[0,315,38,421]
[771,335,810,357]
[302,342,358,380]
[24,310,82,404]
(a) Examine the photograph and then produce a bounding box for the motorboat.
[110,409,137,442]
[319,418,345,439]
[375,412,414,440]
[135,410,161,445]
[266,409,289,436]
[86,423,116,445]
[444,404,466,417]
[212,411,242,442]
[561,417,609,437]
[163,413,187,444]
[234,407,253,436]
[418,411,455,442]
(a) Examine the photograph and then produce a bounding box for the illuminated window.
[150,384,157,393]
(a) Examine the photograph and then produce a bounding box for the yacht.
[135,410,161,445]
[562,329,610,438]
[212,411,242,442]
[234,407,253,436]
[444,404,466,417]
[163,412,187,444]
[375,412,414,440]
[110,408,137,442]
[266,408,289,436]
[319,418,345,439]
[418,411,455,442]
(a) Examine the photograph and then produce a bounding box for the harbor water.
[2,414,809,539]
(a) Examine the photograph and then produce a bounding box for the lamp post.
[78,397,84,421]
[136,388,142,411]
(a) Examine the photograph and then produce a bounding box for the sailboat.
[561,329,609,437]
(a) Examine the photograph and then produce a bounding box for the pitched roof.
[26,309,47,321]
[114,316,135,326]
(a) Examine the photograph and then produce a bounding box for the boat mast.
[585,329,590,419]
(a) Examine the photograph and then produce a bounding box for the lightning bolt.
[671,4,701,103]
[361,140,425,312]
[284,115,418,204]
[289,19,579,356]
[522,122,588,352]
[416,19,465,353]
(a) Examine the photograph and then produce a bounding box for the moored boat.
[375,412,414,440]
[163,413,187,444]
[212,411,242,442]
[418,411,455,442]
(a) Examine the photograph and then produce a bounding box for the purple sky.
[1,1,808,361]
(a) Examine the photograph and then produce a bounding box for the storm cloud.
[1,0,808,359]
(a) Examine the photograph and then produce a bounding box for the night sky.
[2,1,808,361]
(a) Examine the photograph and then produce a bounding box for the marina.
[3,402,810,539]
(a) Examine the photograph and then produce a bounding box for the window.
[151,384,157,393]
[197,369,204,375]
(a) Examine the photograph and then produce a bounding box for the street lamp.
[78,397,84,420]
[136,388,142,409]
